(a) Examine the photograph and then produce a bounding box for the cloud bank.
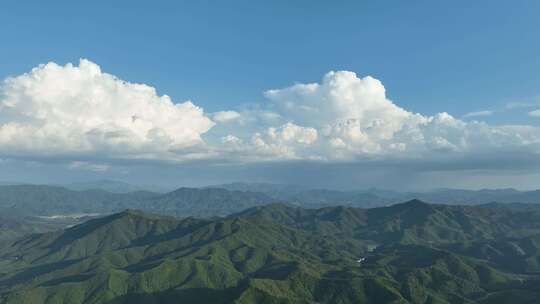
[0,60,214,160]
[1,59,540,169]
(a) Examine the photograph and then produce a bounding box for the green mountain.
[2,201,540,303]
[0,216,75,243]
[5,183,540,222]
[0,185,277,218]
[215,183,392,208]
[139,187,278,218]
[215,182,540,207]
[0,185,155,216]
[239,200,540,244]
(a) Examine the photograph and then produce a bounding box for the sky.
[1,1,540,190]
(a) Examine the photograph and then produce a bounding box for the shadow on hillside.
[104,287,241,304]
[3,259,82,285]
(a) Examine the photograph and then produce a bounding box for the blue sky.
[2,1,540,119]
[1,1,540,189]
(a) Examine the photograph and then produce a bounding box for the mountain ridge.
[4,202,540,303]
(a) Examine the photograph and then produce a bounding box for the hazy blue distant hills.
[139,187,279,218]
[0,185,279,218]
[3,182,540,221]
[211,182,309,193]
[0,180,172,194]
[399,188,540,205]
[63,179,172,193]
[0,185,157,216]
[3,201,540,303]
[0,181,26,186]
[215,182,540,207]
[210,182,310,201]
[215,183,398,208]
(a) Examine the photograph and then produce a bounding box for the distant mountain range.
[0,215,79,243]
[2,183,540,220]
[0,185,156,216]
[2,201,540,303]
[63,179,170,194]
[0,185,279,218]
[216,182,540,206]
[0,180,172,194]
[8,180,540,207]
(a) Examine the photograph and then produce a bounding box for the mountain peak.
[378,199,432,214]
[114,209,168,221]
[402,199,429,206]
[119,208,146,216]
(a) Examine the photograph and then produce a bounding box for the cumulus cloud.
[211,123,319,161]
[249,123,319,159]
[212,110,241,123]
[260,71,420,157]
[1,60,540,167]
[261,71,540,160]
[0,59,214,160]
[265,71,410,129]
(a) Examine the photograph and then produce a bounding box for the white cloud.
[506,97,540,109]
[260,71,423,157]
[212,111,241,123]
[463,110,493,118]
[261,71,540,160]
[0,59,214,159]
[264,71,410,130]
[528,109,540,117]
[221,135,243,146]
[1,61,540,166]
[267,122,318,145]
[69,161,110,172]
[249,122,319,159]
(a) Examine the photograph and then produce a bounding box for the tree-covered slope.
[0,216,75,243]
[140,187,278,217]
[0,185,156,216]
[0,185,279,218]
[2,202,540,303]
[216,182,540,207]
[239,200,540,244]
